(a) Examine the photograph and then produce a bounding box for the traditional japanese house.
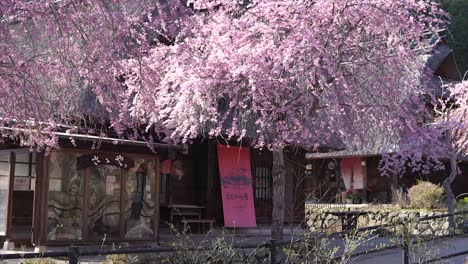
[0,135,312,250]
[303,38,466,205]
[0,139,173,249]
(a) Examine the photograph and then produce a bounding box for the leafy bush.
[456,196,468,208]
[100,254,133,264]
[408,181,444,209]
[23,259,57,264]
[159,227,262,264]
[149,224,382,264]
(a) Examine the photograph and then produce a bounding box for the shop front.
[0,141,307,249]
[0,145,162,249]
[44,150,160,244]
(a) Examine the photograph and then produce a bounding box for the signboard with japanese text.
[14,177,30,191]
[217,145,256,227]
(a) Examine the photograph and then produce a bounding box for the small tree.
[381,80,468,227]
[438,80,468,226]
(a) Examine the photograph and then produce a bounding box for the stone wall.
[305,204,455,236]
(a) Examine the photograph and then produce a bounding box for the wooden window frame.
[41,149,160,245]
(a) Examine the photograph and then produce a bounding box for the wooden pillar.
[32,152,49,251]
[362,157,368,203]
[3,152,15,250]
[82,168,89,241]
[38,153,50,247]
[32,152,43,246]
[154,158,161,244]
[119,170,126,239]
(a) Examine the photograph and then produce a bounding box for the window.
[254,166,272,200]
[13,152,36,191]
[47,152,84,240]
[251,155,273,222]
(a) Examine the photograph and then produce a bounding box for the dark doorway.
[251,150,273,223]
[1,151,37,246]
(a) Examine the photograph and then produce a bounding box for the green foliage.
[23,259,57,264]
[441,0,468,74]
[159,226,263,264]
[144,225,381,264]
[100,254,132,264]
[408,181,444,209]
[455,197,468,214]
[282,230,379,264]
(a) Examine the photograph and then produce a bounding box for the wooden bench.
[168,204,204,223]
[181,219,215,233]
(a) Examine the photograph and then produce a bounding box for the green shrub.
[408,181,444,209]
[457,197,468,208]
[100,254,132,264]
[23,258,57,264]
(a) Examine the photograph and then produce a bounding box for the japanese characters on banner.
[216,145,256,227]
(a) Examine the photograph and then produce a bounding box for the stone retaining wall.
[305,204,457,236]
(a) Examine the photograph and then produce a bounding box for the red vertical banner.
[341,157,364,189]
[217,145,256,227]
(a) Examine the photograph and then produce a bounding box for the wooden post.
[82,168,89,241]
[401,224,409,264]
[362,157,368,203]
[119,169,126,239]
[402,243,409,264]
[154,158,161,244]
[40,153,51,246]
[269,239,277,264]
[5,152,15,243]
[32,152,44,246]
[68,246,80,264]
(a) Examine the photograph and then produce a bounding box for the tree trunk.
[271,147,285,241]
[443,152,458,228]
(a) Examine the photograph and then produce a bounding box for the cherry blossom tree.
[0,0,447,240]
[0,0,192,148]
[382,80,468,227]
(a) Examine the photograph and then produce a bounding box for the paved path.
[1,235,468,263]
[351,236,468,264]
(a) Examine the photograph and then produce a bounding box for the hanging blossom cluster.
[0,0,193,149]
[117,0,447,150]
[0,0,447,151]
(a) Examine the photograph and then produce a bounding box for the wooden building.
[303,37,465,205]
[0,139,307,250]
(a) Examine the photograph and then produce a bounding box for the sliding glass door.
[47,151,157,242]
